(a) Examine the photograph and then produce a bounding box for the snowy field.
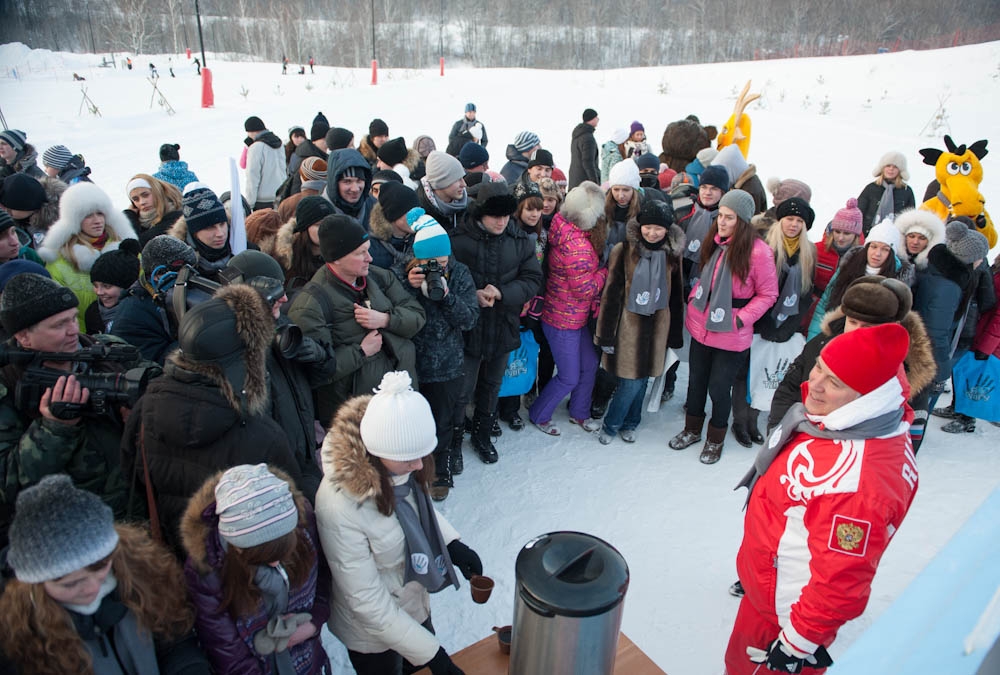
[3,40,1000,674]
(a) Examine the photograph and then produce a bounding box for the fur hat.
[867,218,902,251]
[425,151,466,190]
[42,145,74,171]
[318,214,369,262]
[873,151,909,181]
[294,196,336,234]
[310,111,330,142]
[0,272,78,335]
[638,200,674,228]
[512,131,540,153]
[215,464,298,549]
[831,198,863,235]
[894,209,946,267]
[767,177,812,208]
[561,182,605,231]
[244,116,266,133]
[611,128,629,145]
[719,189,755,224]
[7,475,119,583]
[819,324,910,396]
[38,182,138,271]
[458,143,490,170]
[775,197,815,230]
[368,118,389,137]
[377,137,408,167]
[378,182,420,222]
[326,127,354,151]
[528,149,554,169]
[0,129,27,153]
[361,371,437,461]
[583,108,598,123]
[410,209,451,259]
[699,165,730,192]
[841,275,912,324]
[90,239,141,288]
[608,159,640,189]
[181,183,228,235]
[945,220,989,264]
[159,143,181,162]
[470,180,517,219]
[0,173,46,211]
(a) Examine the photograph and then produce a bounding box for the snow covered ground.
[3,40,1000,674]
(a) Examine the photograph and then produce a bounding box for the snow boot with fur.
[669,414,705,450]
[699,424,727,464]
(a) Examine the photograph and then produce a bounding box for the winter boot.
[449,425,465,476]
[747,409,764,445]
[942,414,976,433]
[430,449,452,501]
[731,422,752,448]
[669,414,705,450]
[471,411,499,464]
[931,403,956,419]
[699,424,727,464]
[729,580,745,597]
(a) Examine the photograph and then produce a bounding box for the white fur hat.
[608,159,640,190]
[360,371,437,462]
[561,181,606,231]
[894,209,945,268]
[873,151,909,181]
[38,182,138,271]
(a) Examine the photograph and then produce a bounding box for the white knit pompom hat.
[360,371,437,461]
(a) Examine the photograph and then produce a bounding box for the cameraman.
[0,273,152,546]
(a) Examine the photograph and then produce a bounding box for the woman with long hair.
[124,173,184,247]
[315,371,482,675]
[38,182,138,329]
[261,196,335,299]
[180,464,330,674]
[669,189,778,464]
[857,150,916,236]
[0,475,210,675]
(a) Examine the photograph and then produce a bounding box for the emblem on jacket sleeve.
[829,515,870,557]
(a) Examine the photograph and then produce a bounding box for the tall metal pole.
[439,0,443,58]
[194,0,207,67]
[370,0,376,62]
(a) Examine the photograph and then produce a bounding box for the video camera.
[0,342,158,420]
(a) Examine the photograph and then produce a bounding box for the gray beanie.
[8,475,120,583]
[945,220,989,265]
[0,272,79,335]
[424,151,466,190]
[215,464,298,548]
[141,234,196,282]
[718,189,755,224]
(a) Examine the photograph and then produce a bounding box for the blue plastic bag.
[952,351,1000,423]
[498,329,539,397]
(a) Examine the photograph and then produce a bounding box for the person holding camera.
[0,273,156,547]
[392,208,478,501]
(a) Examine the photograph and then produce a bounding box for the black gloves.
[426,646,465,675]
[747,638,833,673]
[446,540,483,580]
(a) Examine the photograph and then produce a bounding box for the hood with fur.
[38,182,137,270]
[320,394,382,502]
[819,306,936,399]
[180,465,307,574]
[560,181,605,231]
[26,175,67,236]
[894,209,946,269]
[368,202,397,243]
[259,218,296,271]
[167,284,274,416]
[625,217,685,257]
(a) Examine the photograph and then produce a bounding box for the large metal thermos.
[509,531,630,675]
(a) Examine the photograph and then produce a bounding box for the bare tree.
[103,0,153,55]
[164,0,183,53]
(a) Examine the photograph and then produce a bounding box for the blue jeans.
[602,377,648,435]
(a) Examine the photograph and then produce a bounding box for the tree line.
[3,0,999,69]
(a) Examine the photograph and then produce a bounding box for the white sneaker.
[598,431,614,445]
[620,429,636,443]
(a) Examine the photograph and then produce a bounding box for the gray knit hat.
[0,272,79,335]
[945,220,989,264]
[42,145,74,171]
[718,189,755,224]
[424,151,466,190]
[141,234,197,282]
[215,464,298,548]
[512,131,540,153]
[8,475,119,583]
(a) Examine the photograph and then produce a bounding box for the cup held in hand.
[470,574,494,603]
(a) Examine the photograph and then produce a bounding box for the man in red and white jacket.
[726,323,919,674]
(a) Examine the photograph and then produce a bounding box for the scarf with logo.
[626,240,668,316]
[690,238,734,333]
[393,475,460,593]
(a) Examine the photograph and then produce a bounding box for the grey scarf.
[876,183,895,225]
[682,206,714,266]
[690,240,734,333]
[254,562,296,675]
[770,260,802,326]
[627,246,668,316]
[394,476,460,593]
[735,402,904,502]
[420,178,469,217]
[98,301,120,332]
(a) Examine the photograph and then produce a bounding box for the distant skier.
[126,56,133,70]
[149,63,158,78]
[194,57,201,75]
[169,57,175,77]
[282,55,289,75]
[308,55,315,73]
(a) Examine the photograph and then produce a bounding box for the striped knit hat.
[0,129,27,153]
[214,464,298,549]
[408,208,451,259]
[299,157,327,191]
[513,131,540,153]
[42,145,74,171]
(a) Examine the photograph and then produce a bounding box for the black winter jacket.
[111,284,176,365]
[857,181,916,236]
[568,123,600,188]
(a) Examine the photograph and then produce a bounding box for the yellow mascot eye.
[947,161,961,175]
[961,162,973,175]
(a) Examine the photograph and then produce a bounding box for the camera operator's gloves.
[422,276,448,300]
[601,345,615,355]
[275,323,330,366]
[747,636,833,673]
[446,540,482,580]
[425,647,465,675]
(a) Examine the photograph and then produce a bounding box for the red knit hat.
[819,323,910,395]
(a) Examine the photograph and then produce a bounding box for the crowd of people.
[0,101,996,674]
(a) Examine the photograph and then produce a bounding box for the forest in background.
[3,0,1000,69]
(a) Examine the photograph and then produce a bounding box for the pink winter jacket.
[685,236,778,352]
[541,213,608,330]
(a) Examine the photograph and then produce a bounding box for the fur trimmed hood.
[368,202,396,242]
[167,215,189,242]
[179,465,307,574]
[894,209,945,269]
[167,284,274,416]
[27,175,67,235]
[625,217,685,258]
[320,394,382,502]
[561,181,605,231]
[38,182,137,270]
[819,307,936,399]
[259,218,296,271]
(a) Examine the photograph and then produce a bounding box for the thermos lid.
[515,531,629,617]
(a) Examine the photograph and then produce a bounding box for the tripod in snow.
[78,87,101,117]
[148,78,175,115]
